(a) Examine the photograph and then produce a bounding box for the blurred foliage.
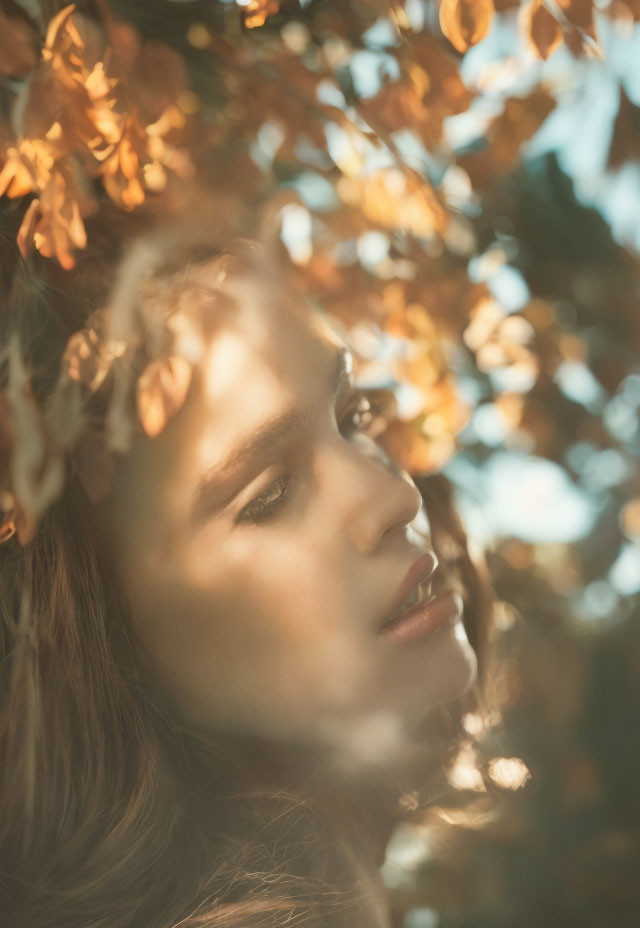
[384,157,640,928]
[1,0,639,923]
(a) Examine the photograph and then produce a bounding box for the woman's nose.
[325,433,425,556]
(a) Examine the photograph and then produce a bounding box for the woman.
[0,223,494,927]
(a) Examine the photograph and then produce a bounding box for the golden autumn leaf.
[21,165,94,269]
[137,355,192,439]
[381,419,456,475]
[134,40,189,123]
[101,115,148,209]
[462,88,556,184]
[439,0,495,54]
[0,9,37,77]
[361,37,472,149]
[396,353,441,393]
[495,393,524,428]
[618,0,640,20]
[337,168,448,238]
[0,139,54,199]
[19,6,109,148]
[620,498,640,539]
[607,86,640,170]
[492,89,556,164]
[557,0,597,37]
[241,0,280,29]
[43,4,82,58]
[63,329,108,392]
[422,375,471,437]
[0,149,36,199]
[463,297,503,350]
[519,0,563,59]
[16,199,41,258]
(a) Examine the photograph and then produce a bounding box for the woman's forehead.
[193,274,343,401]
[116,272,345,503]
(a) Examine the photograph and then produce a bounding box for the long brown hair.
[0,215,495,928]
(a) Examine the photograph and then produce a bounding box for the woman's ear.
[73,429,116,503]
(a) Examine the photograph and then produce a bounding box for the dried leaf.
[462,88,556,184]
[607,86,640,170]
[102,115,148,209]
[134,40,189,123]
[0,9,37,77]
[63,328,108,392]
[16,199,41,258]
[617,0,640,20]
[43,4,81,58]
[381,420,456,474]
[26,165,94,269]
[439,0,495,54]
[422,376,471,437]
[242,0,280,29]
[0,148,37,198]
[520,0,563,59]
[137,355,192,439]
[361,39,472,148]
[20,28,109,146]
[557,0,597,36]
[337,169,448,238]
[620,498,640,538]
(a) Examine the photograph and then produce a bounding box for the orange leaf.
[620,0,640,20]
[43,4,79,56]
[242,0,280,29]
[620,498,640,538]
[557,0,596,36]
[381,420,455,475]
[361,38,472,149]
[16,199,40,259]
[520,0,563,59]
[63,328,108,391]
[0,9,37,77]
[439,0,494,53]
[17,165,94,269]
[137,355,192,439]
[0,147,36,198]
[608,86,640,170]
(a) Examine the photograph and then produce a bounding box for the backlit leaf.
[241,0,280,29]
[557,0,597,36]
[607,86,640,170]
[0,9,37,77]
[137,355,192,439]
[520,0,563,59]
[439,0,495,54]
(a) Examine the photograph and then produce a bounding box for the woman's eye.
[235,473,294,526]
[339,392,375,438]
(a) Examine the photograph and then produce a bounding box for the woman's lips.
[383,551,438,622]
[378,589,463,644]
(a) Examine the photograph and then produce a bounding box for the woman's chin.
[435,621,478,703]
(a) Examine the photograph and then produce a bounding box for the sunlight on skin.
[103,271,477,762]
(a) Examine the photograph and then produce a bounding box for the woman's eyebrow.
[191,347,352,523]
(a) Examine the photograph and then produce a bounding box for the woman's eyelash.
[235,392,376,527]
[338,391,375,437]
[235,473,294,525]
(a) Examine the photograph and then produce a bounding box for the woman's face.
[107,270,476,760]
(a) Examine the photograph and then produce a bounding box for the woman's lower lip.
[378,590,463,644]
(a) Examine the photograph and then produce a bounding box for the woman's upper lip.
[382,551,438,624]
